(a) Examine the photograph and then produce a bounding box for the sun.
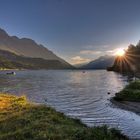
[115,48,125,57]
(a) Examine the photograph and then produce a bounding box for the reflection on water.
[0,70,140,139]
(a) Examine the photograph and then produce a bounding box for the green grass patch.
[0,94,128,140]
[114,81,140,102]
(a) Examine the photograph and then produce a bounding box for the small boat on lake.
[6,72,16,75]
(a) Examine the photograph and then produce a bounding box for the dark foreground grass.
[0,94,128,140]
[114,80,140,102]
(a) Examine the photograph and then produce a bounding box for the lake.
[0,70,140,139]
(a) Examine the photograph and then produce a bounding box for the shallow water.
[0,70,140,139]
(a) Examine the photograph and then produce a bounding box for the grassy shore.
[112,80,140,115]
[114,80,140,102]
[0,94,128,140]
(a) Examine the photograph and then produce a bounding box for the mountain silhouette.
[80,55,115,69]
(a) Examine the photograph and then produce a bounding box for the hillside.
[0,49,73,69]
[80,55,115,69]
[0,28,72,68]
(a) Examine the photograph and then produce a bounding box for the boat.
[6,72,16,75]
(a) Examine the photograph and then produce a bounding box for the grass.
[114,80,140,102]
[0,94,128,140]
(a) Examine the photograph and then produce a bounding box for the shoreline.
[0,94,128,140]
[0,68,24,71]
[110,98,140,115]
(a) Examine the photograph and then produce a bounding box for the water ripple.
[0,70,140,139]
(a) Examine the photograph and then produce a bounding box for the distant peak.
[20,38,36,44]
[0,28,8,37]
[21,38,34,41]
[12,36,19,40]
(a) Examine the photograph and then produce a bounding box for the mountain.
[0,28,73,69]
[108,42,140,73]
[80,55,115,69]
[0,49,74,69]
[74,62,88,68]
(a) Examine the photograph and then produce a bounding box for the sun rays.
[115,48,125,57]
[114,47,139,73]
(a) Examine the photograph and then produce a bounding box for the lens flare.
[115,48,125,57]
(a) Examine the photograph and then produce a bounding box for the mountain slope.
[0,49,73,69]
[0,28,72,68]
[80,55,115,69]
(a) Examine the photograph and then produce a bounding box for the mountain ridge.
[0,28,71,64]
[0,28,73,69]
[80,55,115,69]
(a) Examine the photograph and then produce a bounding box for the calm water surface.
[0,70,140,139]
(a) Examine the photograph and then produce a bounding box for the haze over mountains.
[0,28,73,69]
[80,55,115,69]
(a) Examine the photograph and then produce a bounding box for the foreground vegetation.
[0,94,128,140]
[114,80,140,102]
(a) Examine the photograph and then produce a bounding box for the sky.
[0,0,140,64]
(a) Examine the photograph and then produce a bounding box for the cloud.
[83,45,110,49]
[80,50,102,55]
[106,47,127,55]
[106,50,115,54]
[70,56,90,64]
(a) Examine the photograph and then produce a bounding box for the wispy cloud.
[83,45,109,49]
[106,50,115,54]
[80,50,102,55]
[70,56,90,64]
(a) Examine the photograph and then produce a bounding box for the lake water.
[0,70,140,139]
